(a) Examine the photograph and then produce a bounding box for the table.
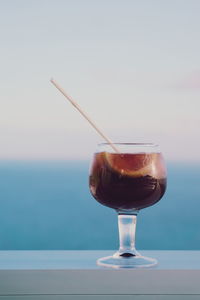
[0,250,200,299]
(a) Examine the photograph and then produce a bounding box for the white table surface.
[0,250,200,299]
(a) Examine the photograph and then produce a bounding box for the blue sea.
[0,160,200,250]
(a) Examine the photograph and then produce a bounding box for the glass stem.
[117,213,139,257]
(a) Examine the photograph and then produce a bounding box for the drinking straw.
[50,78,119,153]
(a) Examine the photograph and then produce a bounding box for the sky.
[0,0,200,161]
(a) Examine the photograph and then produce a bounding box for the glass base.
[97,252,157,269]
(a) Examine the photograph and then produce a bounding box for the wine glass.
[89,143,167,268]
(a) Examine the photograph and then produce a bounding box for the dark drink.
[89,143,167,268]
[89,152,166,210]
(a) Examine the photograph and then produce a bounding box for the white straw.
[50,78,119,153]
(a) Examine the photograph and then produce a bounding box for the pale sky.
[0,0,200,161]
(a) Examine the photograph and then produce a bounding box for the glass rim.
[98,142,159,147]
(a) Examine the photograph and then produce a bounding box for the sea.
[0,160,200,251]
